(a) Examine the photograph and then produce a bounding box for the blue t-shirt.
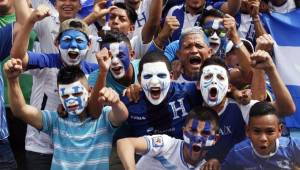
[0,23,13,139]
[27,52,98,74]
[88,59,140,95]
[41,106,115,170]
[222,137,300,170]
[206,99,250,162]
[121,82,202,139]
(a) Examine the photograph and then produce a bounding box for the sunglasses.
[203,28,227,38]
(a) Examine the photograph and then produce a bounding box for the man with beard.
[117,107,219,170]
[10,6,99,169]
[198,56,295,169]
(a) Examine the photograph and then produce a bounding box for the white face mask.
[141,62,171,105]
[59,46,88,66]
[200,65,229,107]
[58,81,89,115]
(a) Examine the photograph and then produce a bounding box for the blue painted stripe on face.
[191,119,199,131]
[59,30,89,50]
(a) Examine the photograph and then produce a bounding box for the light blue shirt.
[41,106,115,170]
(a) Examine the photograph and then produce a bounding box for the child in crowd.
[4,59,128,170]
[222,101,300,169]
[117,106,219,170]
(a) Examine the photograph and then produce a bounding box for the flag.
[78,0,95,18]
[262,9,300,128]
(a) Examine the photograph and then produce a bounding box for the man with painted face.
[10,6,100,169]
[120,51,203,139]
[117,107,219,170]
[4,59,129,169]
[198,55,295,169]
[88,30,139,95]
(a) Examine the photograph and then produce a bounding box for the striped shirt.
[41,106,115,170]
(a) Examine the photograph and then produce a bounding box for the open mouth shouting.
[209,87,218,101]
[111,65,123,75]
[67,103,79,111]
[189,56,202,69]
[150,87,161,100]
[68,50,79,59]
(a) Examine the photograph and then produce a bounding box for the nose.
[111,56,119,65]
[70,39,77,49]
[259,134,268,143]
[149,76,160,85]
[210,32,219,40]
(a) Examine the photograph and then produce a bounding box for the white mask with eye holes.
[141,62,171,105]
[58,81,89,115]
[200,65,229,107]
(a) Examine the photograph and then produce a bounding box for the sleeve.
[238,100,259,124]
[27,52,62,69]
[87,70,99,87]
[221,147,239,170]
[142,135,175,157]
[164,40,179,62]
[0,24,13,61]
[131,30,152,59]
[41,110,57,136]
[99,106,116,133]
[291,138,300,165]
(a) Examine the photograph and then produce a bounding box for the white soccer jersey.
[269,0,296,13]
[136,135,206,170]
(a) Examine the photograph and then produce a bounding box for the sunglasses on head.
[203,28,227,38]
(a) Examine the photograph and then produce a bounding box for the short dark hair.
[199,57,230,78]
[197,9,225,27]
[57,66,86,85]
[184,106,219,129]
[249,101,279,123]
[138,51,171,76]
[114,2,138,25]
[100,30,131,49]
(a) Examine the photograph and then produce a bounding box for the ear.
[129,24,135,32]
[170,71,174,80]
[278,123,283,137]
[196,80,201,90]
[207,47,213,57]
[227,83,232,93]
[129,49,135,60]
[54,39,59,48]
[245,124,250,138]
[88,40,92,49]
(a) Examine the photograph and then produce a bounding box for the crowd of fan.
[0,0,299,169]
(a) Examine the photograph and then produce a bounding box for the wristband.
[234,41,244,49]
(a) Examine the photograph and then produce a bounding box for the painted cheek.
[60,40,70,49]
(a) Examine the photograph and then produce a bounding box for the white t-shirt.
[136,135,206,170]
[133,0,152,38]
[26,0,100,154]
[269,0,296,13]
[130,29,151,59]
[167,5,200,31]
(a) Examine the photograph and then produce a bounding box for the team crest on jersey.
[276,160,290,169]
[152,136,164,147]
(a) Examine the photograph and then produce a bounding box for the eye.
[73,92,83,97]
[266,128,275,135]
[253,128,262,134]
[195,43,204,49]
[157,73,167,78]
[217,74,225,80]
[204,74,213,80]
[204,29,214,36]
[143,74,152,79]
[75,38,85,43]
[61,94,69,99]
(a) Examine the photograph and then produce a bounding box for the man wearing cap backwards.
[10,5,101,169]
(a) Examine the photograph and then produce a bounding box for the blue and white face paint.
[59,30,89,66]
[200,65,229,107]
[183,120,217,154]
[102,42,130,79]
[58,81,89,115]
[203,20,227,56]
[141,62,171,105]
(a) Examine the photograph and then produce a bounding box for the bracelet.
[234,41,244,49]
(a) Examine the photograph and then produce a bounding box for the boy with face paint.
[198,54,295,168]
[88,30,139,95]
[10,6,101,167]
[120,51,203,139]
[4,59,129,170]
[222,102,300,170]
[117,107,219,170]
